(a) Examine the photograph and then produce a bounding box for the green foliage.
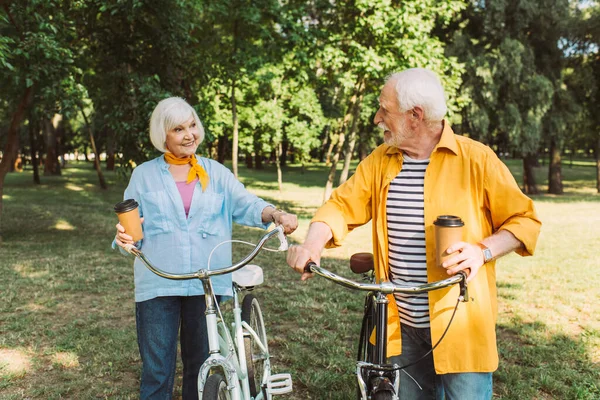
[448,0,572,156]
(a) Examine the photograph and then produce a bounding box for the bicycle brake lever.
[276,225,288,251]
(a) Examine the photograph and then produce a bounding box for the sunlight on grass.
[51,352,80,369]
[1,161,599,399]
[12,263,50,279]
[54,219,75,231]
[0,349,32,377]
[64,183,84,192]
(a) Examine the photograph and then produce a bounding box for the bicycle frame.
[305,260,468,400]
[124,226,289,400]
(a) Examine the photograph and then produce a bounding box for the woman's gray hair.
[149,97,205,153]
[387,68,447,122]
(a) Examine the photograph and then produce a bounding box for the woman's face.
[165,116,200,158]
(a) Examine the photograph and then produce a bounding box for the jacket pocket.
[140,191,173,236]
[197,192,225,237]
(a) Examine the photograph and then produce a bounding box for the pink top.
[175,178,198,218]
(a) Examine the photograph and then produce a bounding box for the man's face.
[373,79,413,148]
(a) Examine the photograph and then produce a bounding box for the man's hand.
[442,241,485,283]
[286,244,317,281]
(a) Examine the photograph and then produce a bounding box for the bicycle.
[123,225,293,400]
[304,253,469,400]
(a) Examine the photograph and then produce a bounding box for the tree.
[0,0,76,239]
[448,0,571,194]
[306,0,466,200]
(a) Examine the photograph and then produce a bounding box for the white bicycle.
[123,225,293,399]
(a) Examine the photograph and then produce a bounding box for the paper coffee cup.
[434,215,464,269]
[114,199,143,242]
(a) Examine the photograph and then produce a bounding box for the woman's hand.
[273,211,298,235]
[115,218,144,248]
[262,206,298,234]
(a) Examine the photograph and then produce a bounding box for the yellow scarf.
[164,153,209,192]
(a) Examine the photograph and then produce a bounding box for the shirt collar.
[384,119,458,156]
[432,120,458,155]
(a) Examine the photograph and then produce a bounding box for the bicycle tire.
[202,373,232,400]
[358,293,377,364]
[371,390,394,400]
[241,294,268,397]
[356,293,377,399]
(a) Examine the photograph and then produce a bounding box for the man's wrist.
[477,243,493,263]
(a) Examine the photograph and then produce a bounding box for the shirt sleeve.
[484,152,542,256]
[216,163,272,229]
[311,154,375,248]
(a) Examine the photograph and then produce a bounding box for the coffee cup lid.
[114,199,139,213]
[434,215,464,227]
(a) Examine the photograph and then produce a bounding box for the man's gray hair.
[387,68,447,122]
[149,97,205,153]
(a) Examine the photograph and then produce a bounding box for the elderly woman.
[114,97,297,400]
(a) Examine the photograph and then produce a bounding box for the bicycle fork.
[197,278,245,400]
[357,292,400,400]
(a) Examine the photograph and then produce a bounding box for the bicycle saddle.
[232,264,264,288]
[350,253,374,274]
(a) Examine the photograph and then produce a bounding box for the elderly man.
[287,68,541,399]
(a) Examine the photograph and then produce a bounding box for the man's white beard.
[380,120,410,148]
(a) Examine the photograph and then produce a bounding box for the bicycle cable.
[396,297,461,371]
[206,238,284,271]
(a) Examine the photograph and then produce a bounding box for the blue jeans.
[388,325,492,400]
[136,296,215,400]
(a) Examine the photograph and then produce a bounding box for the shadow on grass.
[496,318,600,399]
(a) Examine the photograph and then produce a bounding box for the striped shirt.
[386,154,430,328]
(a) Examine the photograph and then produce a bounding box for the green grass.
[0,159,599,399]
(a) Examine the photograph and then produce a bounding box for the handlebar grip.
[304,261,317,274]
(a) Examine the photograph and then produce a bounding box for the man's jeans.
[136,296,212,400]
[388,325,493,400]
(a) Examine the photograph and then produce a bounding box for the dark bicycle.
[304,253,469,400]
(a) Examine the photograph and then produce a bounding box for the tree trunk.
[596,135,600,194]
[217,136,228,164]
[106,128,115,171]
[28,111,40,184]
[0,86,34,241]
[339,92,364,185]
[325,131,335,166]
[245,151,253,169]
[43,116,61,176]
[323,79,364,202]
[275,142,283,192]
[319,125,330,163]
[254,139,263,170]
[231,78,239,178]
[548,139,563,194]
[80,107,107,190]
[522,153,539,195]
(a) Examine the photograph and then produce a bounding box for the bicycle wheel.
[241,294,268,397]
[357,293,377,364]
[202,373,232,400]
[357,294,377,400]
[371,390,393,400]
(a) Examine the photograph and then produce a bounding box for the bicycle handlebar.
[304,261,467,295]
[122,225,288,281]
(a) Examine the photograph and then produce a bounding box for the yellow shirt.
[312,122,541,373]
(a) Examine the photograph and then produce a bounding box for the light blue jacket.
[114,155,272,302]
